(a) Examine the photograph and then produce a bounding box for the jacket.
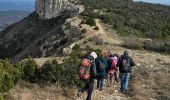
[117,55,135,73]
[96,57,107,78]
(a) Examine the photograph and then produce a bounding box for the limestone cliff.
[35,0,84,19]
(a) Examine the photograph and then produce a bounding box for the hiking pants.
[81,81,94,100]
[97,77,104,90]
[107,73,113,86]
[120,73,130,91]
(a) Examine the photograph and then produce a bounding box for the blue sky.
[133,0,170,5]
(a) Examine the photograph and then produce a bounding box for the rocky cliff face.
[35,0,84,19]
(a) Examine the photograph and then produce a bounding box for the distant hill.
[0,10,31,31]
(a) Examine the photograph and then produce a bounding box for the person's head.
[123,50,128,56]
[90,51,97,60]
[113,53,119,57]
[109,54,114,58]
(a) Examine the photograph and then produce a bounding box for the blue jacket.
[96,57,107,78]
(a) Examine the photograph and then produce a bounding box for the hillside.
[0,12,83,60]
[0,11,30,31]
[79,0,170,39]
[0,0,170,60]
[0,19,169,100]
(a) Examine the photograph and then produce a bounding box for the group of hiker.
[78,50,135,100]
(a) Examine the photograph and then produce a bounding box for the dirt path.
[76,81,128,100]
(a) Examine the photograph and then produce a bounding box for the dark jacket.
[88,56,97,82]
[96,57,107,78]
[117,53,135,73]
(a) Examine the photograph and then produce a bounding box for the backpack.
[78,59,91,80]
[110,57,118,70]
[99,61,105,71]
[108,57,118,74]
[122,58,130,72]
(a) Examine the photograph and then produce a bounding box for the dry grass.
[130,65,170,100]
[1,81,77,100]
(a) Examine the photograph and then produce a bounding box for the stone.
[35,0,84,19]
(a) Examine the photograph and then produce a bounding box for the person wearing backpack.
[107,54,118,87]
[96,52,107,91]
[77,52,97,100]
[117,50,135,93]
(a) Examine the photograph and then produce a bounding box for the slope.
[0,12,84,61]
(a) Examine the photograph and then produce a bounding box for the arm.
[130,57,136,67]
[92,62,97,77]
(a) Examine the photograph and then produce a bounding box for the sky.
[133,0,170,5]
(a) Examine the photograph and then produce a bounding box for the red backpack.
[78,59,91,80]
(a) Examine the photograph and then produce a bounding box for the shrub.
[85,17,96,26]
[124,37,144,49]
[95,36,104,45]
[94,26,99,30]
[0,59,21,92]
[38,60,58,84]
[21,57,38,83]
[81,28,87,34]
[144,40,170,53]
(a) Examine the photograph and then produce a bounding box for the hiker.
[96,52,107,91]
[107,54,119,87]
[117,50,135,93]
[78,51,97,100]
[106,50,112,58]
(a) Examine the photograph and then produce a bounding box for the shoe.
[123,90,128,94]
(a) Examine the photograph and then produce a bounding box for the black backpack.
[122,58,130,72]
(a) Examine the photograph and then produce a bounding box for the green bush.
[21,57,38,83]
[38,60,60,84]
[85,17,96,26]
[0,59,21,92]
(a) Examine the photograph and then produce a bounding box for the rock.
[35,0,84,19]
[136,63,141,67]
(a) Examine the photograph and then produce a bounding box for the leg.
[124,73,130,92]
[120,73,125,91]
[77,82,89,97]
[81,83,89,93]
[110,74,113,86]
[100,78,104,90]
[107,74,111,87]
[97,77,100,89]
[86,81,94,100]
[115,71,119,83]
